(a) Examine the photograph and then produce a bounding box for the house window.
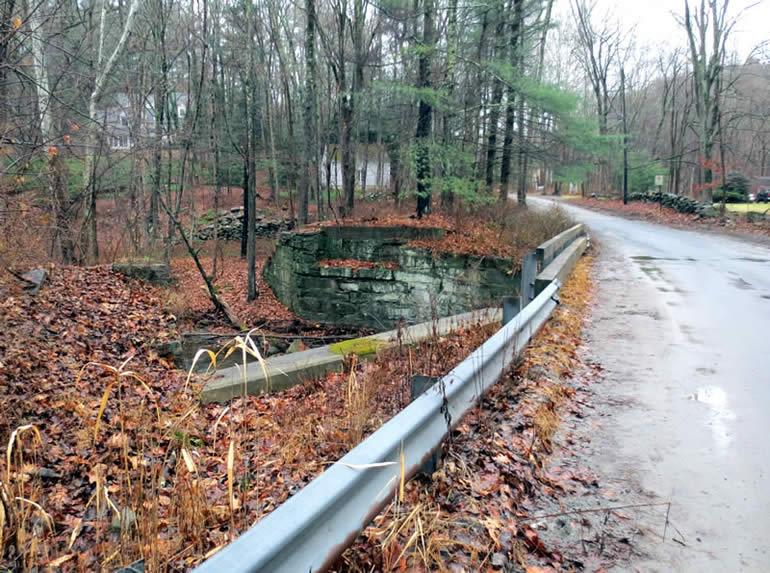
[120,115,128,127]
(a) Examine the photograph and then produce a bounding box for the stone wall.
[263,226,518,329]
[197,207,294,241]
[628,190,716,217]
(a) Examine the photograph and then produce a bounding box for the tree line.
[0,0,767,270]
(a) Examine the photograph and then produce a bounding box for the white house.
[99,91,189,151]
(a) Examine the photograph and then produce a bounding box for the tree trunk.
[621,66,628,204]
[441,0,458,206]
[246,1,258,302]
[513,0,526,206]
[82,0,140,263]
[499,0,523,202]
[0,0,16,131]
[484,0,507,193]
[300,0,318,226]
[499,92,514,202]
[241,159,248,257]
[464,5,489,182]
[265,83,279,205]
[210,47,222,276]
[415,0,434,219]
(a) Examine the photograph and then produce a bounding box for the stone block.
[354,267,395,280]
[317,266,354,278]
[20,269,47,294]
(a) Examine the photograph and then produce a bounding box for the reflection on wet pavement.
[688,386,735,452]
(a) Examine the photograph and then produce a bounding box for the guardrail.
[194,221,589,573]
[195,280,561,573]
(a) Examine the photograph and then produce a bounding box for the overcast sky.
[555,0,769,61]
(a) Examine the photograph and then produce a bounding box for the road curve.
[531,196,770,571]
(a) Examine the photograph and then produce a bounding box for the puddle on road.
[631,256,690,287]
[631,255,698,263]
[730,276,754,290]
[632,255,677,262]
[639,265,663,280]
[688,385,735,452]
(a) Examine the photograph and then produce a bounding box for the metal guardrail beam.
[194,280,561,573]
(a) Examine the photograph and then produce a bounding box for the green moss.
[329,337,389,356]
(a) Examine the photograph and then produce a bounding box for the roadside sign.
[655,175,664,187]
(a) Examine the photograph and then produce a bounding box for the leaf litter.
[571,197,770,239]
[0,263,498,571]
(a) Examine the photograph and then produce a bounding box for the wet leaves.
[317,258,400,271]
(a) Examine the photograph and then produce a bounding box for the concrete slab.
[534,236,588,296]
[536,223,586,270]
[200,307,502,404]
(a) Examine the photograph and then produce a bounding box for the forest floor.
[0,255,506,571]
[562,196,770,242]
[0,192,596,571]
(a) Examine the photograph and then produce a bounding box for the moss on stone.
[329,337,389,356]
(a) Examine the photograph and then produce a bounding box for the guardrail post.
[520,252,537,309]
[410,375,441,475]
[502,296,520,325]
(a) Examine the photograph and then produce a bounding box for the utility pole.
[621,65,628,205]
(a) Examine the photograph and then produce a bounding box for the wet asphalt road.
[531,197,770,571]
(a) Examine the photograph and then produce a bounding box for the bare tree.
[571,0,620,137]
[415,0,434,218]
[300,0,318,225]
[81,0,140,262]
[682,0,735,200]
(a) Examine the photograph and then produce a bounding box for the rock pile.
[628,190,715,217]
[197,207,294,241]
[747,211,770,224]
[112,261,171,285]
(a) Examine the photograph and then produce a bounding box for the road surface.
[531,197,770,571]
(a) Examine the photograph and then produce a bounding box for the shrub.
[712,190,746,203]
[723,172,750,198]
